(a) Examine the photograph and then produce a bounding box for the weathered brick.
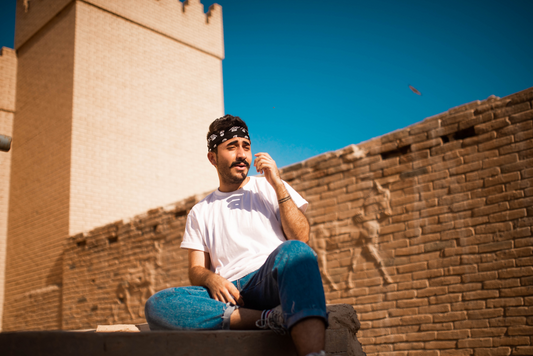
[500,286,533,297]
[479,136,514,152]
[454,319,489,329]
[460,110,493,128]
[489,208,527,223]
[429,293,461,304]
[442,110,475,126]
[499,138,533,155]
[451,198,485,212]
[420,323,453,332]
[444,245,478,257]
[494,101,531,119]
[400,314,432,325]
[513,346,533,355]
[449,161,483,176]
[432,311,467,323]
[463,289,499,300]
[464,149,499,164]
[507,178,533,193]
[489,317,527,327]
[458,337,492,348]
[428,124,458,139]
[499,120,533,137]
[507,325,533,335]
[479,259,515,272]
[499,267,533,279]
[446,264,478,275]
[516,129,533,142]
[436,329,470,340]
[385,290,416,301]
[397,298,428,308]
[411,138,443,152]
[470,327,506,338]
[450,300,485,310]
[417,286,447,298]
[467,308,504,319]
[486,190,524,204]
[462,271,499,283]
[450,180,484,194]
[475,117,511,135]
[493,336,530,347]
[463,131,497,147]
[483,153,518,169]
[459,234,493,247]
[359,309,388,320]
[500,158,533,174]
[484,172,519,188]
[370,157,399,171]
[509,107,533,123]
[432,157,464,173]
[471,347,511,356]
[420,222,453,235]
[487,298,523,309]
[454,216,489,228]
[496,247,533,260]
[427,256,461,270]
[471,185,505,199]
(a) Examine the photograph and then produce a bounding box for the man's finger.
[223,290,236,304]
[225,283,244,306]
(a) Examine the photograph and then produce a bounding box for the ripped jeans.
[145,240,327,330]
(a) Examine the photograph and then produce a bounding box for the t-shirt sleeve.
[180,209,209,252]
[283,180,308,213]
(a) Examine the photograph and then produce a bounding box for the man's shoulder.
[189,190,218,213]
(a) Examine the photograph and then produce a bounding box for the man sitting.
[145,115,328,356]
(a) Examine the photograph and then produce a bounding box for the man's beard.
[219,160,249,185]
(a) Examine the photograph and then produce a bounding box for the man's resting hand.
[205,273,244,306]
[188,250,244,306]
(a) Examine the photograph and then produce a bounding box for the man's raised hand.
[254,152,282,189]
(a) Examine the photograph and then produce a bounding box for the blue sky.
[1,0,532,168]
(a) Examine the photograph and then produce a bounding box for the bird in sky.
[408,85,422,95]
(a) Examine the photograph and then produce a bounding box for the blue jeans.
[145,240,327,330]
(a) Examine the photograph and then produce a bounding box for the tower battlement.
[15,0,224,58]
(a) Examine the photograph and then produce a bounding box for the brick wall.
[62,87,532,355]
[3,4,76,331]
[62,195,204,329]
[3,0,223,331]
[69,0,222,234]
[0,47,17,331]
[281,87,532,356]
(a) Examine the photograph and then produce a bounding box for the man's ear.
[207,151,217,167]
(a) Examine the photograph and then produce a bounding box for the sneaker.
[255,305,287,335]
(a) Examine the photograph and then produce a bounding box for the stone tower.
[2,0,224,331]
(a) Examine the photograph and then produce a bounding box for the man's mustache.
[231,160,250,168]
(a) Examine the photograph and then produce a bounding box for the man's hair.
[207,115,249,153]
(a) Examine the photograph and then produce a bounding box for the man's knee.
[279,240,317,259]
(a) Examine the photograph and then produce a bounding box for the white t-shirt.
[181,176,308,282]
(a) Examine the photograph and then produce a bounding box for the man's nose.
[236,146,246,159]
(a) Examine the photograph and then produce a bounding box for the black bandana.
[207,126,250,152]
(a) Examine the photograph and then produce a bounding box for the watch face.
[408,85,422,96]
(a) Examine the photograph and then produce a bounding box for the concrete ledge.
[0,329,362,356]
[0,305,365,356]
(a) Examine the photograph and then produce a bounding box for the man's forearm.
[274,184,310,242]
[189,265,217,287]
